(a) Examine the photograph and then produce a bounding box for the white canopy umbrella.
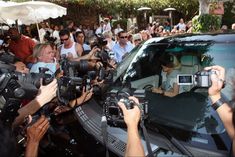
[0,1,18,24]
[0,1,66,25]
[0,1,67,42]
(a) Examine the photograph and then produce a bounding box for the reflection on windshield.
[146,92,225,135]
[113,46,141,82]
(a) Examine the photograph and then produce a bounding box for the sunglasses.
[60,37,69,42]
[120,36,128,39]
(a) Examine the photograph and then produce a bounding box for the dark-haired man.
[112,31,134,63]
[58,29,83,59]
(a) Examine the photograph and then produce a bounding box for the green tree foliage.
[192,14,221,32]
[12,0,197,20]
[223,1,235,27]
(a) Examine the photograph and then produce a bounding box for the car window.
[113,45,141,82]
[123,44,164,82]
[121,37,235,135]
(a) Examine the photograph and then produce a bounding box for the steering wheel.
[143,84,153,91]
[190,86,208,92]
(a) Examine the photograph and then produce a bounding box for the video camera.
[0,51,20,64]
[0,63,53,126]
[57,76,90,104]
[91,35,108,49]
[60,54,113,94]
[60,55,90,77]
[104,88,148,127]
[177,70,216,87]
[90,35,113,68]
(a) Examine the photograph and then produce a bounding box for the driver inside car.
[152,53,183,97]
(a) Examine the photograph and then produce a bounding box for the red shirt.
[9,35,36,63]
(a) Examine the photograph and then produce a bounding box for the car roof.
[144,32,235,44]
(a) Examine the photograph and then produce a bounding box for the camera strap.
[101,115,109,157]
[101,116,154,157]
[140,120,154,157]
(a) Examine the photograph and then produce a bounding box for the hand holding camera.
[205,65,226,102]
[35,79,57,107]
[118,96,141,128]
[88,46,101,60]
[177,69,225,88]
[25,115,49,157]
[104,89,148,127]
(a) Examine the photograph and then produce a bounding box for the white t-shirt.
[52,30,60,44]
[39,28,46,43]
[103,23,111,32]
[161,69,184,93]
[176,23,186,30]
[60,42,78,58]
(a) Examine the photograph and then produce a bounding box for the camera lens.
[108,106,119,116]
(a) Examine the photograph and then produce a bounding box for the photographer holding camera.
[59,29,99,62]
[206,65,234,156]
[118,96,145,157]
[13,79,57,127]
[25,115,50,157]
[30,43,59,75]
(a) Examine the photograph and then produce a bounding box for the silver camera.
[177,70,216,87]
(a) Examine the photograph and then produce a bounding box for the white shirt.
[103,23,111,32]
[39,28,46,43]
[60,42,78,58]
[112,41,134,63]
[52,30,60,44]
[176,23,186,30]
[95,27,103,35]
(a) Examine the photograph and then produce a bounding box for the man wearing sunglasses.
[58,29,83,59]
[112,31,134,63]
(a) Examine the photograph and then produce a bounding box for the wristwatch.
[212,97,225,110]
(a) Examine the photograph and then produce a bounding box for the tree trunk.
[198,0,210,15]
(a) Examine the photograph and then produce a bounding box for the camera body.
[177,70,216,87]
[0,65,53,126]
[104,89,148,127]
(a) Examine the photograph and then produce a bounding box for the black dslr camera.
[104,88,148,127]
[177,70,217,87]
[0,63,53,126]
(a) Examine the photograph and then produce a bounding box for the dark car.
[74,33,235,156]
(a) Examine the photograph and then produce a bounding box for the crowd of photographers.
[0,22,146,157]
[0,24,118,156]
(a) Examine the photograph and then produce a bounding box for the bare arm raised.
[13,79,57,127]
[206,66,235,148]
[118,96,145,157]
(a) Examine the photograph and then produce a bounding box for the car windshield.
[114,34,235,135]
